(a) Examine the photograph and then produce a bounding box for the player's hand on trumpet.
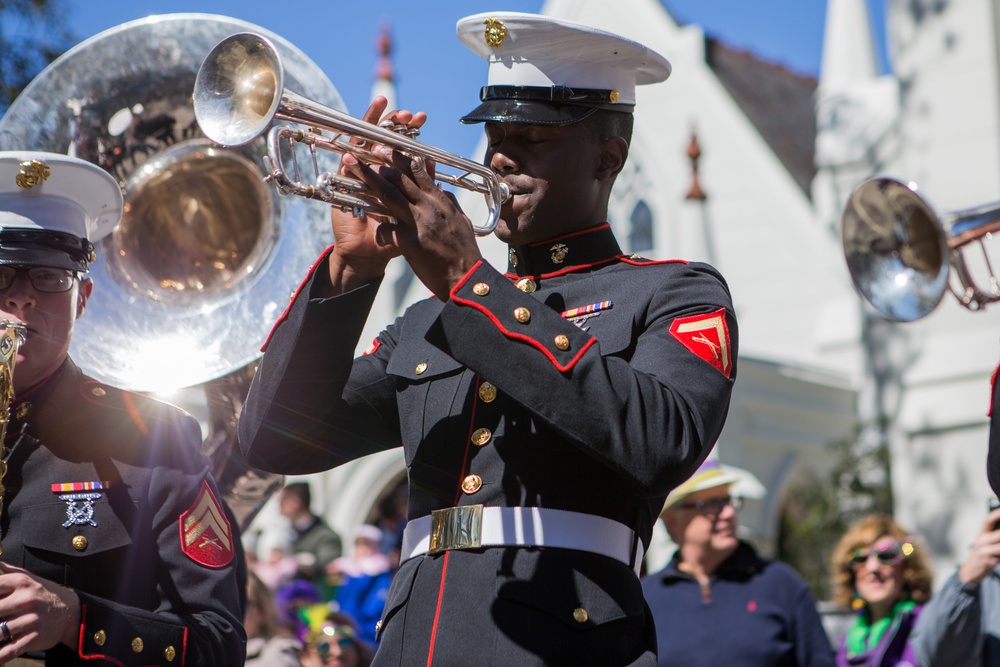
[339,102,483,302]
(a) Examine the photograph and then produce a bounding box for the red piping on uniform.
[426,550,451,667]
[426,377,482,666]
[261,245,336,352]
[990,362,1000,417]
[450,292,596,372]
[77,604,125,666]
[619,256,689,267]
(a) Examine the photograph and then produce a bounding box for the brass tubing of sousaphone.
[0,321,26,555]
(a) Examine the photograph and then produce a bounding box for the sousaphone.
[0,14,343,528]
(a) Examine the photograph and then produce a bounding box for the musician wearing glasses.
[829,514,931,667]
[641,459,834,666]
[0,152,245,665]
[239,12,737,666]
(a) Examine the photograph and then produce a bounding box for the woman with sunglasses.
[830,514,933,666]
[300,612,374,667]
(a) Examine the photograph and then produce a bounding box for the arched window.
[629,199,654,251]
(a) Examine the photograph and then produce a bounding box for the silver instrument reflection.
[0,14,347,527]
[842,177,1000,321]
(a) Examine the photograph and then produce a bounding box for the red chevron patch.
[669,308,732,378]
[179,481,234,568]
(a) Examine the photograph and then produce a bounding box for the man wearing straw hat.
[240,11,737,666]
[0,151,245,665]
[642,459,834,666]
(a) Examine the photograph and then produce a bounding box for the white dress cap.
[0,151,122,242]
[457,12,671,124]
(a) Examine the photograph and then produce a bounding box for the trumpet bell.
[194,32,284,148]
[842,177,949,321]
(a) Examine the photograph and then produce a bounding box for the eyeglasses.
[675,495,742,515]
[0,266,79,293]
[848,540,914,569]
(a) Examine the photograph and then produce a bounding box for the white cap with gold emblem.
[457,12,672,125]
[0,151,122,271]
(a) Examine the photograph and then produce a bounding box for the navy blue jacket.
[642,541,835,667]
[240,224,738,666]
[1,358,246,666]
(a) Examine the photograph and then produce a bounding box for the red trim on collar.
[504,255,622,281]
[261,245,336,352]
[526,222,611,247]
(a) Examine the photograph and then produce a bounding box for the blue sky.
[58,0,887,158]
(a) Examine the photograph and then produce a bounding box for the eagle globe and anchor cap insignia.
[180,480,234,567]
[15,160,50,189]
[483,17,508,48]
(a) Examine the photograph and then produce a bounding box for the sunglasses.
[315,636,355,659]
[675,495,743,515]
[848,540,914,569]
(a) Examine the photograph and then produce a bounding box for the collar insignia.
[550,243,569,264]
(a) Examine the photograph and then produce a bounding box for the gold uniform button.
[165,646,176,662]
[375,620,383,634]
[72,535,88,551]
[514,307,531,323]
[93,630,106,646]
[461,474,483,494]
[415,362,427,375]
[90,386,106,397]
[515,278,536,293]
[554,335,570,351]
[471,428,492,447]
[573,607,589,623]
[132,637,144,653]
[472,282,490,296]
[478,382,497,403]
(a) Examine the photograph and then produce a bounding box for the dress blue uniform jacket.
[1,358,246,666]
[239,224,738,666]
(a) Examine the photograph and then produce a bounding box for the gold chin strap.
[0,321,26,556]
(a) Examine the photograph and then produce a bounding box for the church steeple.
[371,21,396,110]
[820,0,880,87]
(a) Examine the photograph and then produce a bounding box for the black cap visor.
[461,98,600,125]
[0,230,93,271]
[460,85,634,125]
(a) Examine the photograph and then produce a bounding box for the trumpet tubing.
[194,32,509,236]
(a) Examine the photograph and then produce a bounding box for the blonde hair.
[829,513,932,608]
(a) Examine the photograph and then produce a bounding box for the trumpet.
[194,32,509,236]
[842,177,1000,321]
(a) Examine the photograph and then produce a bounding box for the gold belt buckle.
[428,504,483,554]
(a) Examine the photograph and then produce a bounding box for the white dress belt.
[400,505,644,575]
